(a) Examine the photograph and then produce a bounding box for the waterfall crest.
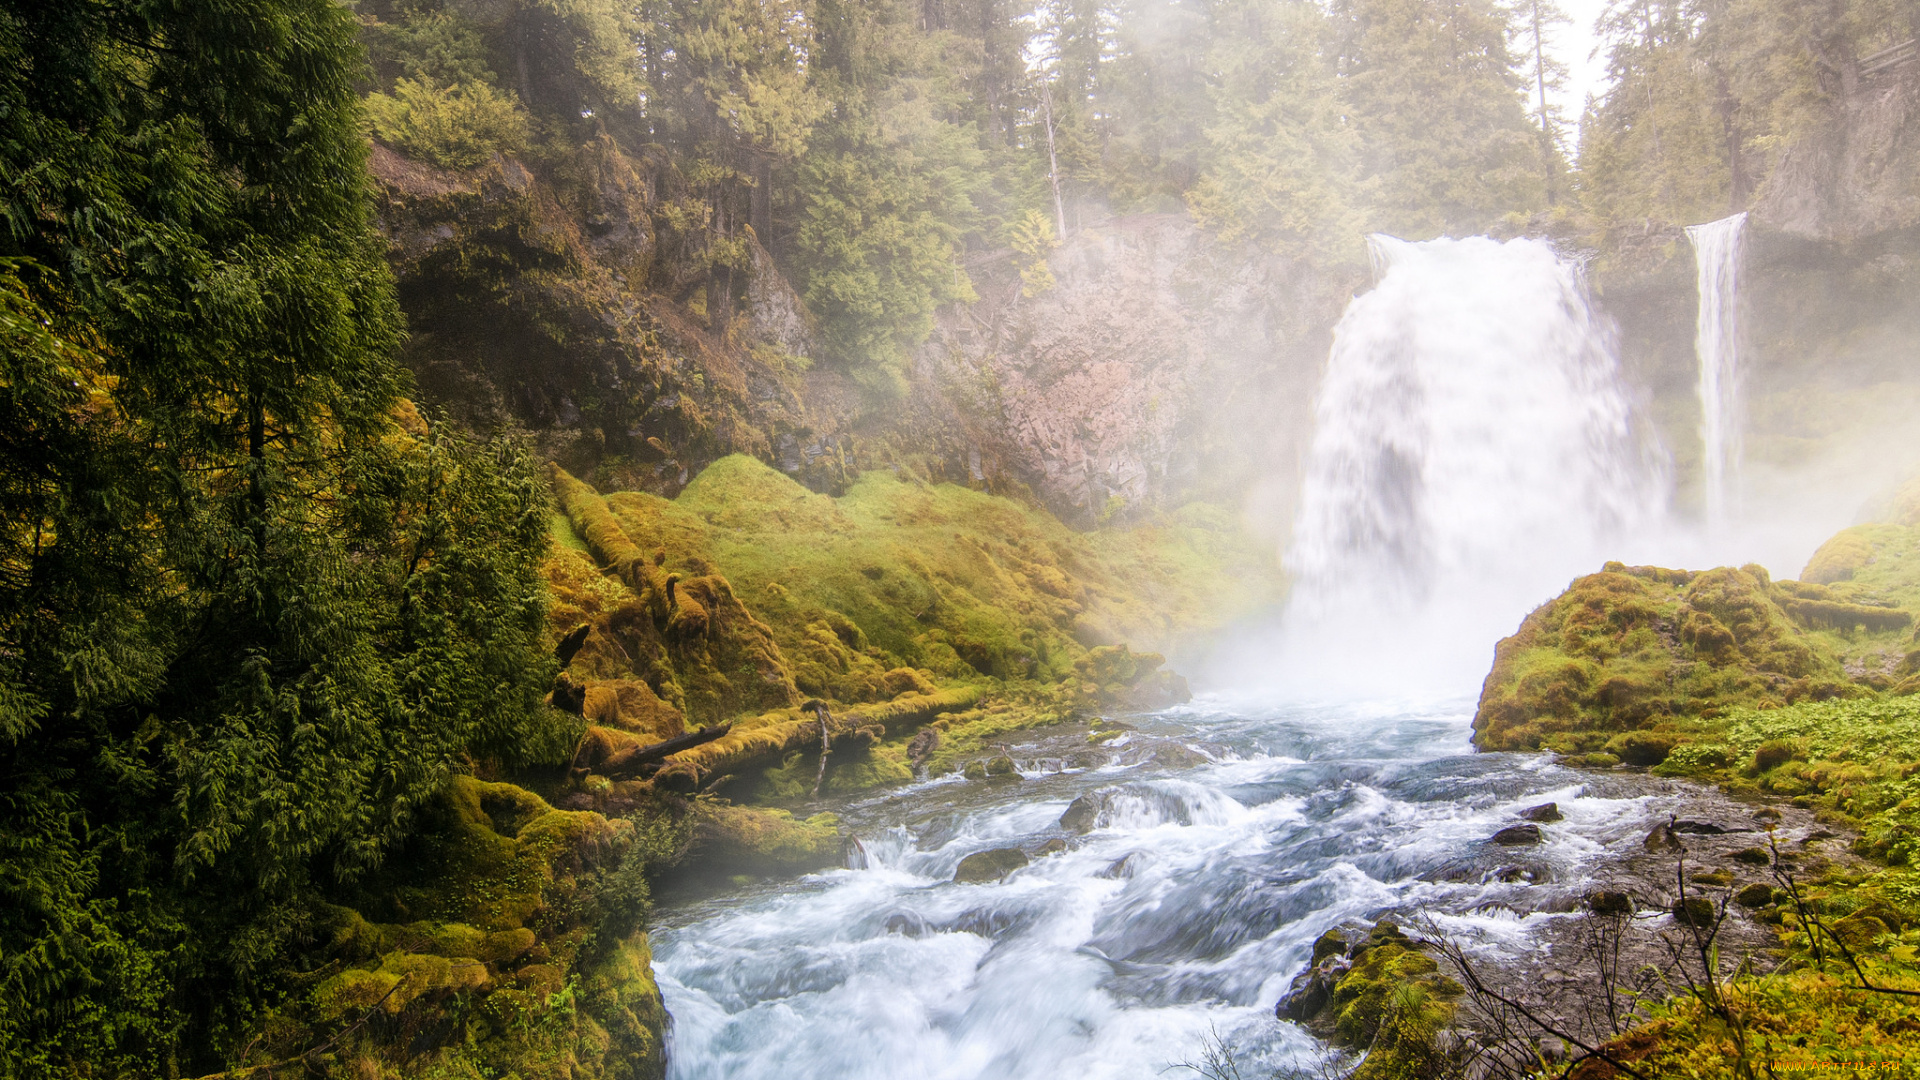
[1274,235,1667,691]
[1686,212,1747,528]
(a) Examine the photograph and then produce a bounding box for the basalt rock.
[954,847,1030,884]
[1060,794,1101,834]
[1490,824,1544,846]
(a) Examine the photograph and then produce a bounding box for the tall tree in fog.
[1186,0,1360,257]
[1336,0,1544,237]
[789,0,989,393]
[1516,0,1572,203]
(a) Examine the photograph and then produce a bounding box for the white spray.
[1686,212,1747,530]
[1260,235,1668,693]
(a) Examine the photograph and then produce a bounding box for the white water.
[654,699,1723,1079]
[1255,235,1666,693]
[1686,213,1747,530]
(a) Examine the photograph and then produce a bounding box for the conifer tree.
[0,3,559,1072]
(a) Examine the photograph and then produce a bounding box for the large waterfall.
[1686,212,1747,528]
[1274,235,1666,691]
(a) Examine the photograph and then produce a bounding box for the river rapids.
[654,697,1720,1079]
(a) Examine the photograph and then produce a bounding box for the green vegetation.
[1324,925,1463,1080]
[0,4,666,1076]
[1476,508,1920,1076]
[364,76,530,168]
[549,454,1278,797]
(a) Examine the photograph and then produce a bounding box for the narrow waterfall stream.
[654,700,1728,1079]
[1686,212,1748,529]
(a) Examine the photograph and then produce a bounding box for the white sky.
[1552,0,1615,130]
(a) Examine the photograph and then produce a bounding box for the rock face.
[906,215,1357,526]
[369,140,844,497]
[1754,63,1920,243]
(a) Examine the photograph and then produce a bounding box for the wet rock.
[907,727,940,767]
[1311,927,1363,964]
[1670,819,1732,834]
[1059,794,1100,834]
[1586,890,1633,915]
[1033,838,1068,856]
[954,847,1030,883]
[1644,820,1684,852]
[1097,853,1139,879]
[1490,863,1548,884]
[1734,883,1775,907]
[1490,824,1543,846]
[1277,955,1350,1022]
[1519,802,1563,823]
[884,912,929,937]
[1731,846,1772,866]
[984,755,1020,780]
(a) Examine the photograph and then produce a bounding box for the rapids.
[653,697,1726,1079]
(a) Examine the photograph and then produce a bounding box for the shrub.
[365,77,528,169]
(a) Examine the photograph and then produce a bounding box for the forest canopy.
[353,0,1915,388]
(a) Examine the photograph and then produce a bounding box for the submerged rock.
[1490,824,1543,846]
[954,847,1030,883]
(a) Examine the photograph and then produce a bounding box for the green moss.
[548,457,1275,797]
[1324,925,1462,1079]
[687,801,842,875]
[1473,557,1899,752]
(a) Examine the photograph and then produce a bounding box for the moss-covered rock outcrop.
[209,776,684,1079]
[546,454,1279,800]
[1474,539,1920,756]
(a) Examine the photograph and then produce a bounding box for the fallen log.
[575,722,735,779]
[670,687,983,780]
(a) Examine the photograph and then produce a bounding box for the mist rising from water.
[1687,212,1748,531]
[1221,235,1670,696]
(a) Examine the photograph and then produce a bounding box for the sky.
[1554,0,1615,130]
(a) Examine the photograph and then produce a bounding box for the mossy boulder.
[1473,558,1895,753]
[687,802,843,875]
[1317,923,1463,1080]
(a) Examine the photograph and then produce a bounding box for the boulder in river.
[1059,794,1100,833]
[1490,823,1543,846]
[954,847,1029,883]
[1585,889,1633,915]
[1519,802,1562,823]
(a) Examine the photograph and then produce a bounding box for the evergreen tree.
[1186,0,1361,258]
[1336,0,1545,237]
[0,3,560,1073]
[790,0,988,394]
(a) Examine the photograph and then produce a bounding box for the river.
[652,694,1709,1079]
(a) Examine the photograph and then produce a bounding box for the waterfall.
[1686,212,1747,528]
[1275,235,1666,691]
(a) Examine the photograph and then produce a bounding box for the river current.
[653,695,1704,1080]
